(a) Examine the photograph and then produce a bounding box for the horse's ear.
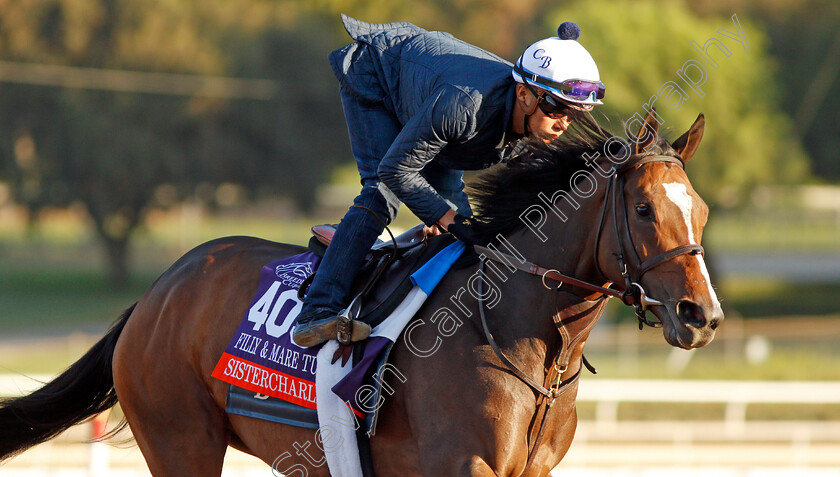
[672,113,705,162]
[635,108,660,154]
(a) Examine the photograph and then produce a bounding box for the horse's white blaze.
[663,183,696,244]
[662,182,722,311]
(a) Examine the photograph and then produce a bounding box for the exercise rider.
[292,15,606,348]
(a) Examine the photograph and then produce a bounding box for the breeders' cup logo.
[533,48,552,69]
[274,262,313,289]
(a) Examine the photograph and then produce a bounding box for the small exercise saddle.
[305,224,455,329]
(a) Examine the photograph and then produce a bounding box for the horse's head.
[597,110,723,349]
[470,112,723,349]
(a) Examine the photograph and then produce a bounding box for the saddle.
[306,223,455,329]
[311,222,428,253]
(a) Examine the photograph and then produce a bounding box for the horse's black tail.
[0,303,135,462]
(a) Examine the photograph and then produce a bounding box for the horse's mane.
[469,114,677,241]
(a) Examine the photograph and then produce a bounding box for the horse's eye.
[635,203,652,218]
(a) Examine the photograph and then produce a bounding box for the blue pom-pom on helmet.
[557,21,581,41]
[512,20,605,107]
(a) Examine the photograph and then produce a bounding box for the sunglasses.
[525,83,588,118]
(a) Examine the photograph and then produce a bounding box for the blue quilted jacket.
[329,15,519,225]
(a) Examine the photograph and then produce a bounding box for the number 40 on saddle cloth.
[211,251,323,409]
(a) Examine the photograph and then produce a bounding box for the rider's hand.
[447,214,484,246]
[424,224,445,237]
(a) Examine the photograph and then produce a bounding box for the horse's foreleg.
[458,456,499,477]
[416,454,501,477]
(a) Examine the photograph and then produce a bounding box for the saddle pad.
[226,384,319,430]
[212,252,322,408]
[213,241,461,423]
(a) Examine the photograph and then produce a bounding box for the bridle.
[594,154,705,328]
[472,153,704,474]
[476,154,704,330]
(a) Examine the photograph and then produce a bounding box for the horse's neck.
[480,268,605,380]
[480,258,605,363]
[503,201,604,285]
[479,205,606,368]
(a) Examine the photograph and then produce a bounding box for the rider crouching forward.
[292,15,606,348]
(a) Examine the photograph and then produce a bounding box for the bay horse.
[0,110,723,476]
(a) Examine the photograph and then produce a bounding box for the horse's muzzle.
[677,299,722,330]
[653,299,723,349]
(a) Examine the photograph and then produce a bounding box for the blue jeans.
[297,89,471,321]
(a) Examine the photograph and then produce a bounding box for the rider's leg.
[293,89,402,347]
[297,182,399,313]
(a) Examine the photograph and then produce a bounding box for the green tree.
[689,0,840,181]
[550,0,810,206]
[0,0,348,285]
[308,0,546,57]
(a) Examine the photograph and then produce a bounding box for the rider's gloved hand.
[447,214,485,246]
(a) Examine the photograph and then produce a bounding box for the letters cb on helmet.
[512,21,606,107]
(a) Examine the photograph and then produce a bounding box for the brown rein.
[474,245,625,302]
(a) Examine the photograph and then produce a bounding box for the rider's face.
[515,84,583,143]
[528,109,572,143]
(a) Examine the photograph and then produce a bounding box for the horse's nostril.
[677,300,707,328]
[709,318,720,330]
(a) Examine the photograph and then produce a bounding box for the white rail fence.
[2,375,839,469]
[1,374,111,475]
[4,375,839,432]
[0,373,53,397]
[575,378,840,445]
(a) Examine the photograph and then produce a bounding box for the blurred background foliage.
[0,0,838,291]
[554,0,810,206]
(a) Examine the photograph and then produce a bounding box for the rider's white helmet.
[512,22,605,107]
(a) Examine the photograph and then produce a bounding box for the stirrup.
[335,313,371,345]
